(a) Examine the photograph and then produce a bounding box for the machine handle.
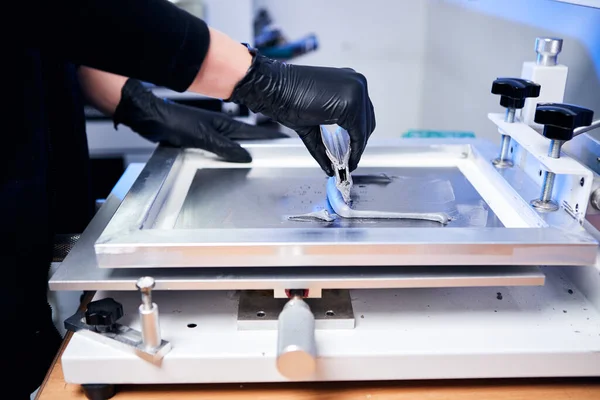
[491,77,541,109]
[276,296,317,380]
[534,103,594,141]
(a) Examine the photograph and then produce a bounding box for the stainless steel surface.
[276,297,317,380]
[535,37,563,66]
[321,125,352,203]
[176,166,497,229]
[88,141,597,268]
[574,119,600,137]
[65,310,171,363]
[326,177,451,224]
[49,165,548,290]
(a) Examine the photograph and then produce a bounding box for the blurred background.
[85,0,600,200]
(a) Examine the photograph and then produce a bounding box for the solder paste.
[288,209,337,222]
[326,177,451,225]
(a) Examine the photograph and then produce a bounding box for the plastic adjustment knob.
[534,103,594,141]
[85,298,124,332]
[276,297,317,380]
[491,77,541,109]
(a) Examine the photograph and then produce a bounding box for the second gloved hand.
[227,47,376,175]
[113,79,288,163]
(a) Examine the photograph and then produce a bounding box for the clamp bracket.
[488,113,594,222]
[65,303,172,364]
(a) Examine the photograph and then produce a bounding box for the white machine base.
[62,267,600,385]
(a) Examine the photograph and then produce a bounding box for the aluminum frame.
[93,139,598,269]
[48,165,546,291]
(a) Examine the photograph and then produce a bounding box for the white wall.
[423,0,600,142]
[253,0,600,142]
[254,0,429,138]
[203,0,253,42]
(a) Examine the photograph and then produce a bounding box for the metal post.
[492,108,516,168]
[531,140,563,212]
[136,276,162,350]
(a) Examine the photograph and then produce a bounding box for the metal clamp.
[65,298,171,363]
[64,276,171,363]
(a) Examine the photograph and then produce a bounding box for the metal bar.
[573,119,600,137]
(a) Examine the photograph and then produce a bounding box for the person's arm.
[77,67,127,115]
[34,0,375,172]
[34,0,249,96]
[77,67,287,163]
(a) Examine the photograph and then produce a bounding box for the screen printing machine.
[49,36,600,399]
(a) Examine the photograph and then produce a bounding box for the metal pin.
[136,276,162,350]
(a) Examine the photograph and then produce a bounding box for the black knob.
[85,298,124,332]
[491,78,541,109]
[534,103,594,141]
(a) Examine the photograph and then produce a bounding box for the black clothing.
[9,1,211,394]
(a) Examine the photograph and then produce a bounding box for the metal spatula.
[320,125,352,204]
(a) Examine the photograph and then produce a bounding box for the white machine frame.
[49,33,600,396]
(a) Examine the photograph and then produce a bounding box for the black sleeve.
[32,0,210,92]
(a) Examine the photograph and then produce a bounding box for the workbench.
[36,330,600,400]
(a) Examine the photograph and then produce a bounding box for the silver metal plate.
[92,140,597,269]
[175,167,500,229]
[49,164,547,291]
[237,290,354,330]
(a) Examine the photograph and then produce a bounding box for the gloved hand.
[227,47,376,175]
[113,79,288,163]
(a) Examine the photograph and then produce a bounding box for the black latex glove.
[113,79,288,163]
[227,47,376,175]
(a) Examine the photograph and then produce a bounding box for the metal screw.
[136,276,155,311]
[531,140,563,212]
[492,108,516,168]
[592,188,600,211]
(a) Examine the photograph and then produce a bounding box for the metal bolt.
[592,188,600,211]
[492,108,516,168]
[531,140,564,212]
[535,37,563,66]
[136,276,155,311]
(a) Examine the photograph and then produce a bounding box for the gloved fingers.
[295,126,334,176]
[367,98,376,137]
[188,132,253,163]
[212,116,289,140]
[347,123,367,172]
